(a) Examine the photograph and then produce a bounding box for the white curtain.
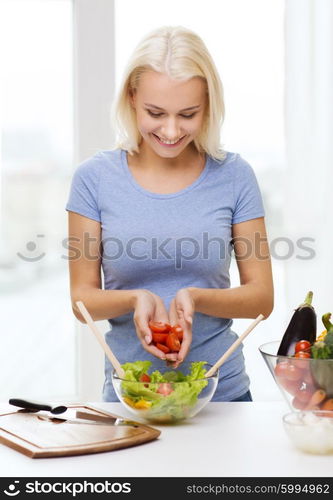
[284,0,333,318]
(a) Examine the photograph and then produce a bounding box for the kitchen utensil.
[8,398,125,425]
[75,300,125,378]
[9,398,68,414]
[205,314,265,378]
[0,404,161,458]
[35,413,129,426]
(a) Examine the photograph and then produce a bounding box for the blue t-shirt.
[66,148,265,401]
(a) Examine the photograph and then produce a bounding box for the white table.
[1,402,332,477]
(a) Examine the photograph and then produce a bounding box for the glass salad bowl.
[259,341,333,412]
[112,360,219,424]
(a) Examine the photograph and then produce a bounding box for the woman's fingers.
[165,352,178,362]
[147,343,168,360]
[168,298,178,326]
[177,333,191,362]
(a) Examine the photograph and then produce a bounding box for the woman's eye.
[147,110,196,119]
[147,110,163,117]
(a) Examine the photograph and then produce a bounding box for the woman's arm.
[68,212,138,322]
[68,211,172,360]
[188,217,274,319]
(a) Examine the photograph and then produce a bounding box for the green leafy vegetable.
[310,313,333,397]
[311,313,333,359]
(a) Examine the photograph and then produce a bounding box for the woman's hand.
[132,289,173,360]
[168,288,195,368]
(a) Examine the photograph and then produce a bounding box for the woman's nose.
[160,117,182,140]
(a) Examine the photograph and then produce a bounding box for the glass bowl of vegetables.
[259,340,333,412]
[112,360,219,424]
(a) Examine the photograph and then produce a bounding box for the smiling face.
[130,71,208,159]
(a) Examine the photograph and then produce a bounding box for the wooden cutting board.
[0,404,160,458]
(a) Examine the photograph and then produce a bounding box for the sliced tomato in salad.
[157,382,174,396]
[139,373,151,383]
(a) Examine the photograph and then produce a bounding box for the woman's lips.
[153,134,185,147]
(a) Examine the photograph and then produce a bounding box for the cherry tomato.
[155,342,170,354]
[157,383,173,396]
[292,396,307,410]
[293,351,311,370]
[171,325,184,341]
[284,364,303,381]
[278,377,300,396]
[152,333,169,344]
[295,340,311,353]
[139,373,151,387]
[302,368,314,385]
[139,373,151,383]
[295,351,311,359]
[166,332,181,352]
[148,321,171,333]
[294,386,313,403]
[274,361,291,378]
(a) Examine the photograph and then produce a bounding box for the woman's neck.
[130,141,205,173]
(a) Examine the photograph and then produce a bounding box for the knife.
[8,398,136,426]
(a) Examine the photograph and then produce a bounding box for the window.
[0,0,76,400]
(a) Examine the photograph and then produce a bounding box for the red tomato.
[139,373,151,383]
[293,351,311,370]
[152,333,169,344]
[295,340,311,354]
[155,342,170,354]
[295,351,311,359]
[294,386,313,403]
[166,332,181,352]
[171,325,184,341]
[139,373,151,387]
[292,396,307,410]
[278,377,300,396]
[148,321,171,333]
[284,364,303,381]
[302,367,314,384]
[274,361,290,378]
[157,383,173,396]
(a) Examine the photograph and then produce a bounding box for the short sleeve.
[232,155,265,224]
[65,155,102,222]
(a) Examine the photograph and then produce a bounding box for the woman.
[66,26,274,402]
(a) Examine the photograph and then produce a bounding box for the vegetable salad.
[117,360,209,422]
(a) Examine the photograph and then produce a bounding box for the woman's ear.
[129,88,136,109]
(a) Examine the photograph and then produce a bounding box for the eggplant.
[277,291,316,356]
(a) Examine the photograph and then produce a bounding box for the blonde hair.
[111,26,226,161]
